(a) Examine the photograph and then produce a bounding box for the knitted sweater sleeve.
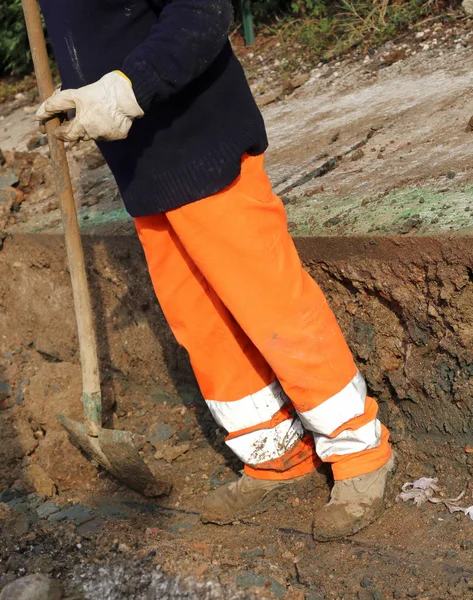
[122,0,233,111]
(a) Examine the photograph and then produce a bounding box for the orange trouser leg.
[135,213,320,480]
[165,154,391,481]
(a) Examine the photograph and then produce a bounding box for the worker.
[36,0,394,540]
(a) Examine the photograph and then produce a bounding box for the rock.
[0,186,23,208]
[49,503,95,525]
[0,187,16,209]
[324,216,342,227]
[84,147,106,170]
[382,48,406,65]
[0,168,19,188]
[2,512,30,537]
[12,420,38,456]
[0,488,24,503]
[0,502,10,519]
[148,422,176,447]
[351,148,365,161]
[23,105,39,115]
[26,135,47,152]
[0,574,63,600]
[76,516,105,535]
[0,149,5,166]
[0,380,12,401]
[236,571,285,598]
[463,0,473,15]
[302,184,324,197]
[256,87,283,107]
[23,464,56,496]
[398,215,422,234]
[358,591,374,600]
[36,500,62,519]
[159,442,190,463]
[292,72,310,88]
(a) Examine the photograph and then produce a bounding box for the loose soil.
[2,17,473,600]
[2,234,473,600]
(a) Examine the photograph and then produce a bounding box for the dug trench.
[2,231,473,599]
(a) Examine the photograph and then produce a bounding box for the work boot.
[201,470,327,525]
[313,452,396,542]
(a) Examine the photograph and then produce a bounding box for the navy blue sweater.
[38,0,268,216]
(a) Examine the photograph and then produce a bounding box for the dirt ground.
[3,16,473,600]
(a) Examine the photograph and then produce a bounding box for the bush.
[0,0,32,76]
[0,0,462,77]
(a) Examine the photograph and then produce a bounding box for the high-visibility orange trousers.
[135,154,391,481]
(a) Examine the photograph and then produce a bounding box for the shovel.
[21,0,170,498]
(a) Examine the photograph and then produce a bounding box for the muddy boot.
[201,470,326,525]
[313,453,396,542]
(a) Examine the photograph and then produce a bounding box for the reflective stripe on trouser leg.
[164,154,392,481]
[206,378,321,479]
[134,213,320,480]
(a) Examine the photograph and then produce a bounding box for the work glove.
[36,71,144,143]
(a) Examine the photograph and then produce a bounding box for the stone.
[148,422,176,446]
[84,147,106,170]
[0,574,63,600]
[324,216,342,227]
[0,502,10,519]
[463,0,473,15]
[0,487,24,503]
[2,512,30,537]
[12,420,38,456]
[161,443,190,463]
[288,72,310,90]
[26,135,46,152]
[256,87,283,108]
[36,500,62,519]
[76,516,105,535]
[23,105,38,115]
[236,571,285,598]
[0,168,19,188]
[351,148,365,161]
[49,503,95,525]
[0,187,16,207]
[23,464,56,496]
[0,381,12,401]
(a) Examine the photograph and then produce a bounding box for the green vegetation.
[0,0,31,76]
[0,1,462,80]
[245,0,460,61]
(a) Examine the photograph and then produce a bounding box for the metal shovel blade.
[58,414,171,497]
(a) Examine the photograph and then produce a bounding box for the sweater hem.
[120,125,268,217]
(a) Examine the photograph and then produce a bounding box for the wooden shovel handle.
[22,0,102,436]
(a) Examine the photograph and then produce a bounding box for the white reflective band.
[226,418,304,466]
[298,371,367,435]
[314,418,382,460]
[205,380,288,433]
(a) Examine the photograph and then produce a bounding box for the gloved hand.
[36,71,144,143]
